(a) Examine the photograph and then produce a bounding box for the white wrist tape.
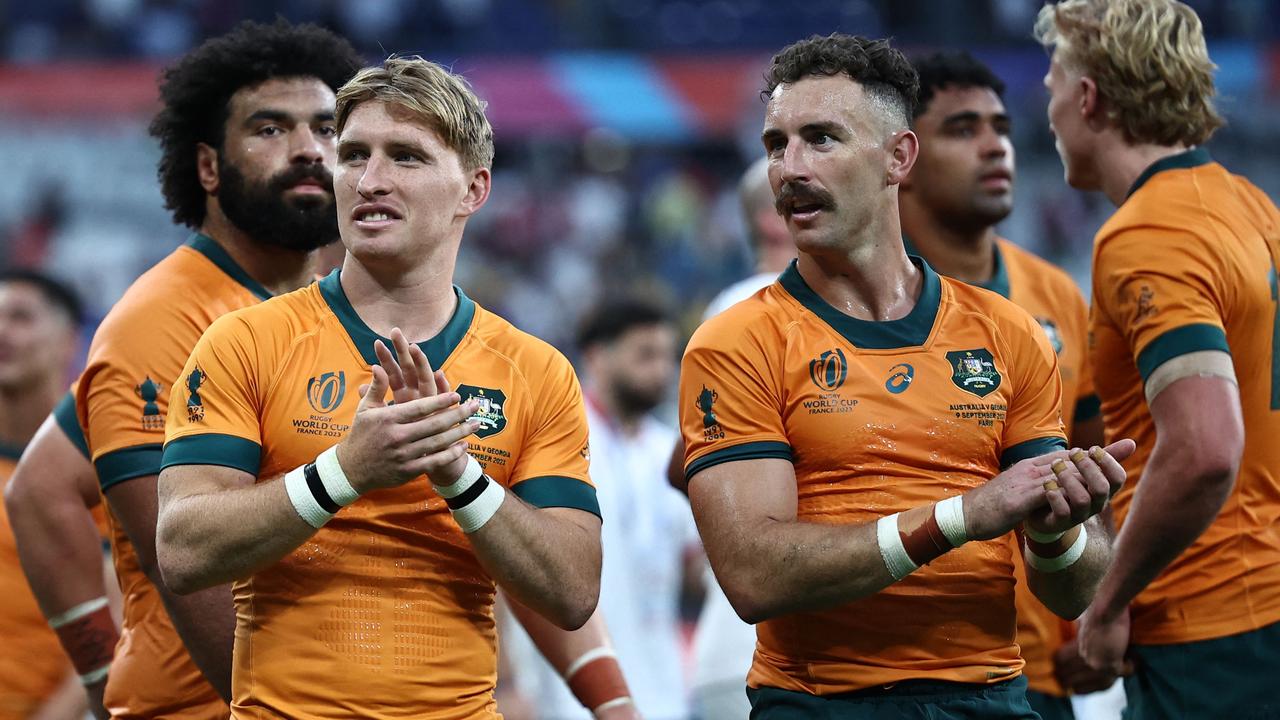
[434,455,505,534]
[1023,525,1067,543]
[48,596,110,629]
[933,495,968,547]
[876,514,919,580]
[565,647,617,680]
[284,446,362,529]
[315,445,360,506]
[593,697,635,716]
[1026,525,1089,573]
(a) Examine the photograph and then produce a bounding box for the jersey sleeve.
[506,351,599,518]
[679,319,790,483]
[77,328,193,491]
[1000,310,1068,467]
[53,388,90,461]
[1094,228,1230,384]
[160,314,263,477]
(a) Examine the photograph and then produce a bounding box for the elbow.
[157,553,203,596]
[2,473,32,517]
[547,578,598,631]
[155,519,206,596]
[718,569,776,624]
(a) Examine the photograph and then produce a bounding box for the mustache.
[269,163,334,195]
[775,182,834,215]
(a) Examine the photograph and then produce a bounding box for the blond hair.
[335,56,495,170]
[1034,0,1223,146]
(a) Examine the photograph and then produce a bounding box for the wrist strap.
[1026,525,1089,572]
[284,445,361,529]
[876,514,919,580]
[564,648,631,716]
[933,495,968,547]
[434,455,505,534]
[48,597,117,685]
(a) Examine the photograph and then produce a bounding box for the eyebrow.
[761,120,843,144]
[940,111,1011,126]
[243,109,335,126]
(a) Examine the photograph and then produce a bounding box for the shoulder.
[943,278,1045,350]
[998,240,1079,296]
[689,286,792,358]
[195,283,324,361]
[467,304,578,384]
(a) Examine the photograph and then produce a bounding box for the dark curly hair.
[763,34,919,126]
[149,19,363,229]
[910,51,1006,120]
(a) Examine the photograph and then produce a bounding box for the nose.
[779,141,810,184]
[979,125,1009,161]
[290,125,326,166]
[356,154,391,199]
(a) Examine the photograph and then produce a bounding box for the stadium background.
[0,1,1276,713]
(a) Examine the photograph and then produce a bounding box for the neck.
[0,377,62,447]
[338,238,461,342]
[587,382,643,436]
[899,198,997,285]
[199,209,319,296]
[1095,138,1189,206]
[796,210,922,322]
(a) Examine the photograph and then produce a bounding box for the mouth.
[787,202,827,223]
[978,170,1013,190]
[351,205,402,229]
[287,179,329,195]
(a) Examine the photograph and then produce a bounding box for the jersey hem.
[999,437,1067,469]
[510,475,600,518]
[161,433,262,476]
[95,444,163,490]
[1135,323,1230,381]
[685,440,793,483]
[54,391,90,460]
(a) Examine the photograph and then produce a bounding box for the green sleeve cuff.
[685,440,793,484]
[53,392,90,460]
[511,476,600,518]
[1001,436,1068,469]
[1135,323,1229,381]
[160,434,261,476]
[1074,394,1101,423]
[96,444,163,491]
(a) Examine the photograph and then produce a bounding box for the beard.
[612,377,666,418]
[217,158,340,252]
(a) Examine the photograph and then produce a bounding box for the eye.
[340,148,368,163]
[394,151,424,164]
[317,125,337,138]
[257,126,283,137]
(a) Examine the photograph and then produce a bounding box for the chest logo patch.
[946,349,1001,398]
[885,364,914,394]
[458,385,507,439]
[808,348,848,392]
[306,371,347,414]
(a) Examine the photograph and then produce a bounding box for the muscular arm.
[156,465,314,594]
[4,416,114,719]
[1022,514,1112,620]
[1088,373,1243,624]
[688,449,1112,624]
[106,475,235,701]
[470,502,600,630]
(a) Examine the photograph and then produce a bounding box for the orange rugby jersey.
[0,448,74,720]
[161,271,599,720]
[909,237,1093,698]
[77,233,266,719]
[991,238,1094,699]
[680,257,1067,695]
[1091,147,1280,645]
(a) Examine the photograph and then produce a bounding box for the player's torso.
[1093,165,1280,643]
[231,283,526,718]
[81,237,256,718]
[743,272,1036,692]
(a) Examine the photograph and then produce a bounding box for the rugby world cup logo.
[307,371,347,414]
[808,348,848,392]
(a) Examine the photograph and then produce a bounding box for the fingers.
[404,439,471,479]
[1048,457,1093,524]
[373,339,407,398]
[1070,447,1112,515]
[396,400,479,443]
[1095,442,1131,498]
[408,343,435,396]
[434,368,452,396]
[400,417,480,459]
[385,393,472,424]
[356,365,389,410]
